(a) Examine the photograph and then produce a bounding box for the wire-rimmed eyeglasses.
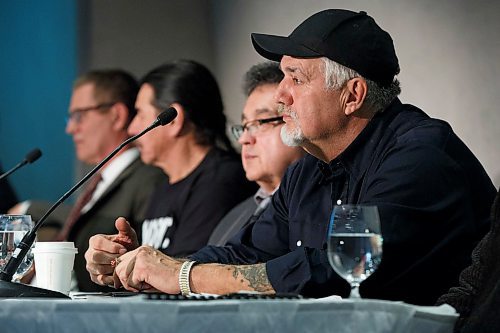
[66,102,116,125]
[231,116,284,140]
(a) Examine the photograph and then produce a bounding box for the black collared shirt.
[192,99,496,305]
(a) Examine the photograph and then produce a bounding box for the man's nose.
[127,116,139,136]
[65,118,76,134]
[275,79,293,106]
[238,127,256,145]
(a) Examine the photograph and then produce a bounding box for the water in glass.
[327,205,382,297]
[0,215,34,280]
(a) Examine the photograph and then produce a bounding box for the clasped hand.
[85,217,182,294]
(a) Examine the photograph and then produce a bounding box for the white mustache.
[277,104,289,115]
[278,104,298,120]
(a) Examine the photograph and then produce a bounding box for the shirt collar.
[81,148,139,214]
[100,147,140,184]
[254,187,273,205]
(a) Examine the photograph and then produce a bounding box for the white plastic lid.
[33,241,78,253]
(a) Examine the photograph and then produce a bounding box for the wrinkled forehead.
[280,56,324,78]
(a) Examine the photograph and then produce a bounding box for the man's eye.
[292,77,302,84]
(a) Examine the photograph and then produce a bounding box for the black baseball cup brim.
[251,33,321,62]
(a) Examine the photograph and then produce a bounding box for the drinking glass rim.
[327,204,380,236]
[0,214,33,231]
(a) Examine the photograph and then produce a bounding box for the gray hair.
[243,62,284,97]
[321,57,401,112]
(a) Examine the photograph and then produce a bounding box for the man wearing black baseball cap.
[252,9,399,87]
[87,9,495,305]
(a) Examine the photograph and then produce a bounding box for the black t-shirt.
[141,148,256,257]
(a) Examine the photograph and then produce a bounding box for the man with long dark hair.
[94,60,255,259]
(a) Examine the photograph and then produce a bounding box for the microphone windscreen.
[157,107,178,126]
[25,148,42,164]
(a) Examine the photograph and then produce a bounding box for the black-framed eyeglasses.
[66,102,116,125]
[231,116,284,140]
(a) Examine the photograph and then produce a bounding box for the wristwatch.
[178,260,197,296]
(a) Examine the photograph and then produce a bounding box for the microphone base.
[0,280,70,298]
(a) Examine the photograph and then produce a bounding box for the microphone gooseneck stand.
[0,148,42,181]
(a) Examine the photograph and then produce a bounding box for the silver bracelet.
[178,260,196,296]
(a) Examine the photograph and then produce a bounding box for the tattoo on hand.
[232,264,273,293]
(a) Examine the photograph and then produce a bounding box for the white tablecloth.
[0,294,457,333]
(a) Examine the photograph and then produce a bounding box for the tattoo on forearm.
[232,264,273,293]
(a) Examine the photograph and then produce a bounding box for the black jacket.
[437,188,500,332]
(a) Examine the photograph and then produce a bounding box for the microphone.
[0,148,42,181]
[0,107,177,298]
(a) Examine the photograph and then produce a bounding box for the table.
[0,294,457,333]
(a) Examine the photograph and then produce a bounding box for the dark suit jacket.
[30,157,165,291]
[72,157,165,291]
[0,164,18,213]
[207,196,257,246]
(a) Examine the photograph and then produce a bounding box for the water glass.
[0,214,35,281]
[327,205,383,298]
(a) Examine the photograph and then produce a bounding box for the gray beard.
[280,125,305,147]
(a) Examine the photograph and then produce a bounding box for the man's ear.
[344,78,367,116]
[166,102,185,137]
[111,102,130,131]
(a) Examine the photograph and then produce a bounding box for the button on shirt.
[192,99,496,305]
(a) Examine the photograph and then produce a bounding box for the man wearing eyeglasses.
[208,62,304,246]
[11,70,165,291]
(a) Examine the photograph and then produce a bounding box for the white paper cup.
[32,242,78,295]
